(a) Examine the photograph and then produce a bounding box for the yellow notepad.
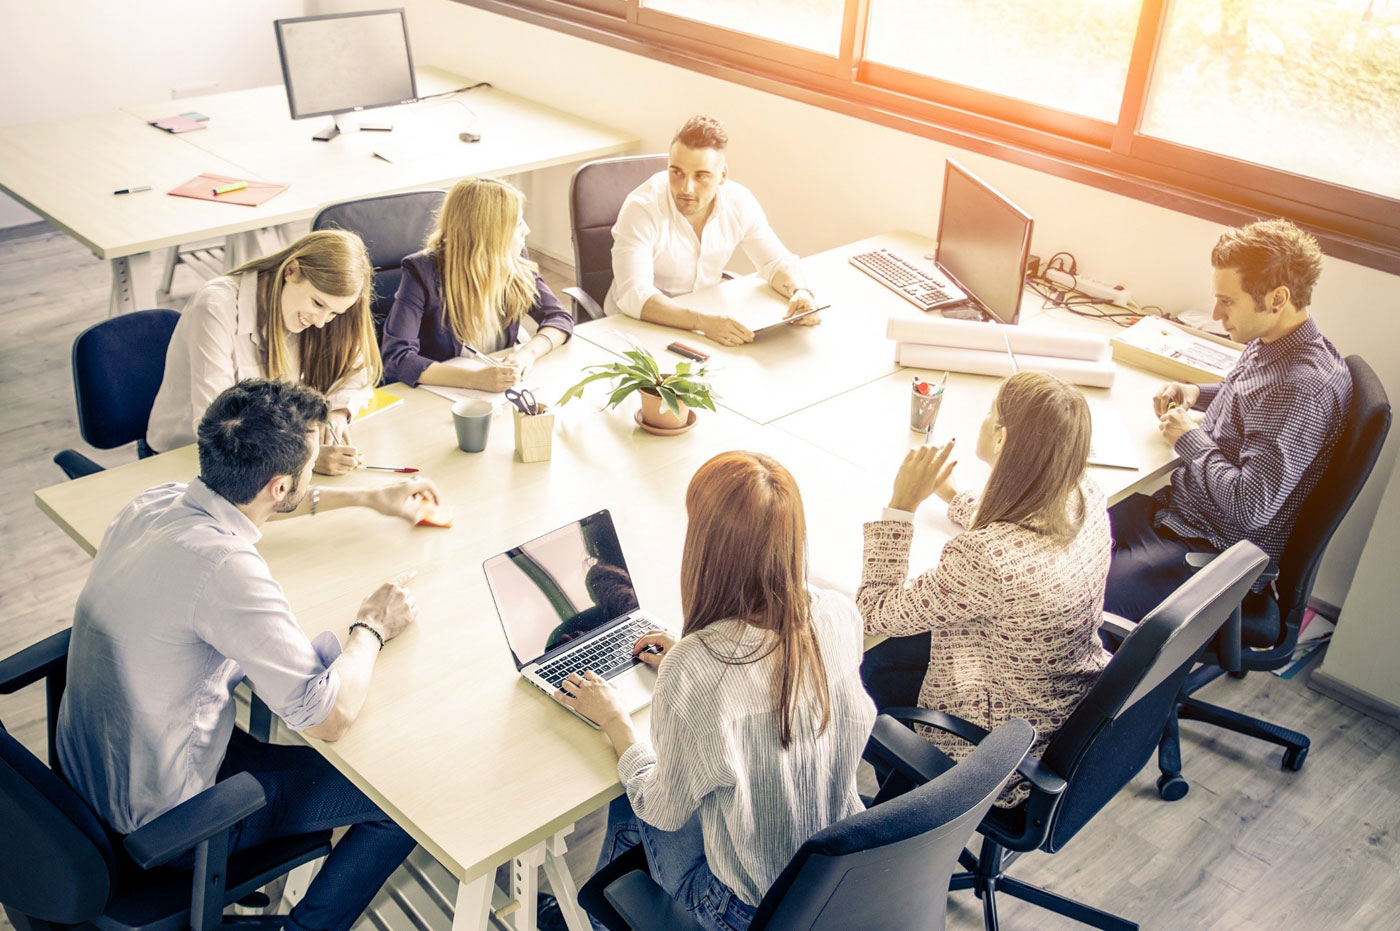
[354,387,405,422]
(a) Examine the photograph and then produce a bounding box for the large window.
[463,0,1400,268]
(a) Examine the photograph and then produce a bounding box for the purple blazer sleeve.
[381,256,437,388]
[527,271,573,341]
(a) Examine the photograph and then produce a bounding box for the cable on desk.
[418,81,492,101]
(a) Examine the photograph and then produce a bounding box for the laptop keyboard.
[850,248,961,311]
[537,617,656,688]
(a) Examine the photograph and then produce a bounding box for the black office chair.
[311,190,446,339]
[0,628,332,931]
[577,719,1034,931]
[875,540,1268,931]
[563,154,667,323]
[1154,355,1391,799]
[53,308,181,480]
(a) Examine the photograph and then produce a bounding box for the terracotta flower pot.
[638,387,689,430]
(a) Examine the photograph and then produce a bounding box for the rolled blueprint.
[895,342,1117,388]
[886,316,1108,362]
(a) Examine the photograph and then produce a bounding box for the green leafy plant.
[558,343,716,418]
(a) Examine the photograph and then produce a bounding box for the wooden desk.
[33,237,1182,931]
[0,67,638,315]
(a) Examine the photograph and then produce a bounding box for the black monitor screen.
[275,10,418,120]
[935,160,1034,325]
[483,510,639,669]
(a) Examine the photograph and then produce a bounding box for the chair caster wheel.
[1282,746,1308,772]
[1228,670,1247,680]
[1156,774,1189,801]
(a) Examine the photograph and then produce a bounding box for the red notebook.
[168,174,288,207]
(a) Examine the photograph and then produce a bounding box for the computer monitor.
[274,9,418,141]
[934,160,1034,326]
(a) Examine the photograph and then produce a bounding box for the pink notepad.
[149,115,206,134]
[168,174,288,207]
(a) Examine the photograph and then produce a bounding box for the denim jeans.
[591,794,757,931]
[215,729,417,931]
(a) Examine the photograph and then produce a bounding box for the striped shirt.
[617,587,875,906]
[1156,317,1351,569]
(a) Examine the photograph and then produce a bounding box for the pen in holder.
[910,383,943,436]
[513,404,554,462]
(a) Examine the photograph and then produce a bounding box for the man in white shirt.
[604,115,820,346]
[57,379,439,931]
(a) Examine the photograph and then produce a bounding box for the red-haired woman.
[557,451,875,931]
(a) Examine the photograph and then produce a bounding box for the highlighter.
[212,181,248,196]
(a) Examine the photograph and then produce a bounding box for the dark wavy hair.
[196,379,329,504]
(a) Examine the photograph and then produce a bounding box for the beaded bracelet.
[349,620,385,651]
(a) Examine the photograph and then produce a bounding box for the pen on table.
[462,345,504,367]
[113,186,151,195]
[212,181,248,196]
[365,465,420,473]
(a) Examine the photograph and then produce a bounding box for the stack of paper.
[1110,317,1242,383]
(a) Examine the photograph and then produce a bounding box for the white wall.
[0,0,306,227]
[334,0,1400,610]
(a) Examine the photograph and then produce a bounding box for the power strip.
[1043,268,1133,308]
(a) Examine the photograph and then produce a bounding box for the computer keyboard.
[849,248,965,311]
[537,617,655,688]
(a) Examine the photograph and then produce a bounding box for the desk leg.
[109,252,157,315]
[542,828,592,931]
[452,874,493,931]
[513,844,544,931]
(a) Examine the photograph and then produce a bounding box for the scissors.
[505,388,538,416]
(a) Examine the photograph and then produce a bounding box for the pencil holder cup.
[910,386,942,434]
[513,405,555,463]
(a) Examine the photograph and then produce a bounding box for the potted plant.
[558,344,716,433]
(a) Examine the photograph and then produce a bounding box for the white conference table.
[34,237,1184,931]
[0,67,638,314]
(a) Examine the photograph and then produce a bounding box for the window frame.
[455,0,1400,274]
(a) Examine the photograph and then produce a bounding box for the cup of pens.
[910,374,946,437]
[507,388,554,463]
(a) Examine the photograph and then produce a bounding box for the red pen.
[365,466,419,473]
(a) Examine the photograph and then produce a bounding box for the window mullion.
[1112,0,1168,155]
[839,0,871,81]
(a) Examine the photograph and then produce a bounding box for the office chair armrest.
[123,772,266,869]
[0,628,71,694]
[562,286,605,322]
[53,449,104,480]
[1185,551,1279,583]
[604,870,704,931]
[1100,612,1138,642]
[882,708,1067,796]
[867,714,958,784]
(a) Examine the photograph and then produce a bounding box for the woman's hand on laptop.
[633,631,677,666]
[556,671,629,727]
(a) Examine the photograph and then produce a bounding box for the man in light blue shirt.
[57,379,439,931]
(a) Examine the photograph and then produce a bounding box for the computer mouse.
[459,131,481,143]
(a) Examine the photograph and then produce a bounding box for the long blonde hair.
[973,372,1092,542]
[681,451,830,750]
[233,229,382,394]
[425,177,540,349]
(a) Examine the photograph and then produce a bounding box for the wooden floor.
[1,226,1397,930]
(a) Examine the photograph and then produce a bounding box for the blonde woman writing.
[382,177,573,391]
[148,229,381,475]
[858,372,1112,806]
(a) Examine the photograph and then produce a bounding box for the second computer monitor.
[935,160,1034,326]
[275,9,418,123]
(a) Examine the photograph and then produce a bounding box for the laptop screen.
[483,510,640,669]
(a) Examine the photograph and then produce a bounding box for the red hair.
[681,451,830,749]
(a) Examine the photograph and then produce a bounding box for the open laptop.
[483,509,675,726]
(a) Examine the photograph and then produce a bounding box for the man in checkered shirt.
[1105,219,1352,621]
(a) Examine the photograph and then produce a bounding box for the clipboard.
[168,173,288,207]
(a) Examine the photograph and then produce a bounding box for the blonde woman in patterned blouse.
[857,371,1111,806]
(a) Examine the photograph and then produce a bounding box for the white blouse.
[604,171,801,319]
[148,272,372,453]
